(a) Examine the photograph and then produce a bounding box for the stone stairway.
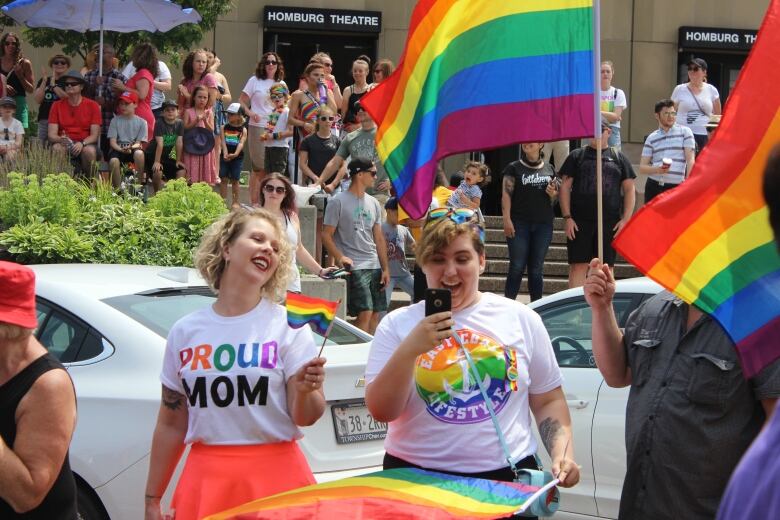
[408,215,641,297]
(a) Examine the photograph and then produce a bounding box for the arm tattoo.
[539,417,563,456]
[503,175,515,196]
[162,385,186,411]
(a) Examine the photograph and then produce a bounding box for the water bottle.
[61,133,75,156]
[317,80,327,105]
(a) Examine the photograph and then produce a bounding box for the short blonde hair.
[194,208,293,301]
[0,322,33,341]
[416,216,485,267]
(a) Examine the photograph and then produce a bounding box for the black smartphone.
[425,288,452,316]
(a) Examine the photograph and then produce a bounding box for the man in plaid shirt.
[84,43,126,162]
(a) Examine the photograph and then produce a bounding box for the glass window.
[103,290,370,345]
[37,310,88,363]
[538,296,635,368]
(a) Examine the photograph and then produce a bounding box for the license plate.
[330,399,388,444]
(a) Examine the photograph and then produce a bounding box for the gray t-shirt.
[323,191,382,270]
[336,126,388,196]
[107,114,148,145]
[382,222,413,277]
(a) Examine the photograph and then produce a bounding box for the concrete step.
[484,228,567,244]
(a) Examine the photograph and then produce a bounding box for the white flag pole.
[593,0,604,261]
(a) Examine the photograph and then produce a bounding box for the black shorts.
[265,146,288,175]
[157,158,183,180]
[107,148,138,165]
[566,218,618,265]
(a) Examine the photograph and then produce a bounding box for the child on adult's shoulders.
[0,96,23,162]
[220,103,247,208]
[149,98,186,194]
[447,161,489,210]
[262,83,293,178]
[107,90,147,189]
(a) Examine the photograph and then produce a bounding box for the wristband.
[563,215,572,219]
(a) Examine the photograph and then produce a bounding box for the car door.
[533,294,638,518]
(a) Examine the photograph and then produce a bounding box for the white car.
[31,264,385,520]
[528,277,663,520]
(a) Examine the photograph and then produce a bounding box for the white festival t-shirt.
[366,292,562,473]
[161,298,316,445]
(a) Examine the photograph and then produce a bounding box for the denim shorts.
[219,156,243,180]
[347,268,387,315]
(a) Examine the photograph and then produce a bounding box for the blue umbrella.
[1,0,202,74]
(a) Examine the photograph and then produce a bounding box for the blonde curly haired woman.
[144,208,327,520]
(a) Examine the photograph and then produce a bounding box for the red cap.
[119,90,139,104]
[0,261,37,329]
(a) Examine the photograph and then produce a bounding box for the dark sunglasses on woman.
[263,184,286,194]
[319,116,335,121]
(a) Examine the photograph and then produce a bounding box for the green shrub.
[0,173,227,266]
[0,140,74,188]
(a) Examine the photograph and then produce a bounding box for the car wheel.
[76,481,109,520]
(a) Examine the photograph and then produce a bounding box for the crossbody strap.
[686,85,708,115]
[451,330,520,478]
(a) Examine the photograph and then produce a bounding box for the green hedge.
[0,174,227,266]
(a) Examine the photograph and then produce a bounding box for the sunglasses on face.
[360,170,377,177]
[270,94,285,100]
[263,184,286,194]
[322,62,333,67]
[64,82,81,87]
[52,60,68,66]
[660,111,677,117]
[319,116,335,121]
[264,60,278,65]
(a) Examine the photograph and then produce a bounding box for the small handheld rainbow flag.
[286,292,340,337]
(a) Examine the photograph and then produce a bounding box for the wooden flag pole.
[593,0,604,262]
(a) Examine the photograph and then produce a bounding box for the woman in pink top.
[177,49,217,111]
[117,43,157,142]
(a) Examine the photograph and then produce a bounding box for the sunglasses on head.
[264,60,278,65]
[319,116,335,121]
[52,60,68,66]
[425,207,485,242]
[263,184,286,194]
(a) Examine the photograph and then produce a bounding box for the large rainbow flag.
[286,292,339,336]
[205,467,558,519]
[361,0,596,219]
[614,0,780,377]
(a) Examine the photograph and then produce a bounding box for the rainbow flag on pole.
[205,467,558,519]
[286,292,339,336]
[361,0,596,219]
[614,0,780,377]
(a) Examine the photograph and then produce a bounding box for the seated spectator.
[48,70,101,175]
[107,90,147,189]
[0,96,23,162]
[149,99,185,193]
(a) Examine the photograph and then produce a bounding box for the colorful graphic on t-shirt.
[178,341,278,408]
[414,328,518,424]
[223,127,242,153]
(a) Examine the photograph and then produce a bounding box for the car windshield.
[102,288,369,346]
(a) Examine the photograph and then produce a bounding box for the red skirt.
[171,441,315,520]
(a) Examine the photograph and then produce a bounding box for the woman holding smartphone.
[365,208,579,513]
